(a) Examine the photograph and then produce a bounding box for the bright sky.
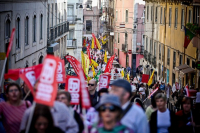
[135,0,145,4]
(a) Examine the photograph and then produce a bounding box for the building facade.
[0,0,47,87]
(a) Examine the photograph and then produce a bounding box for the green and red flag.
[184,27,195,48]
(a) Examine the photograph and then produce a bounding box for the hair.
[98,88,108,97]
[155,93,167,102]
[57,90,71,102]
[6,82,21,94]
[181,97,193,110]
[29,104,54,133]
[151,96,157,108]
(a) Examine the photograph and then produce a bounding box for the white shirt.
[139,87,145,95]
[157,109,171,133]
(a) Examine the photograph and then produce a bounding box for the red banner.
[4,64,43,80]
[65,76,80,105]
[6,28,15,57]
[57,59,66,83]
[104,55,115,73]
[141,74,149,83]
[65,55,80,76]
[35,55,59,106]
[19,70,36,97]
[92,33,97,48]
[98,74,111,90]
[87,45,91,64]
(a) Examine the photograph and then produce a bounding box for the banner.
[98,74,111,90]
[6,28,15,57]
[104,55,115,73]
[4,64,43,80]
[141,74,149,83]
[147,70,155,86]
[127,73,130,82]
[65,76,80,105]
[91,59,98,68]
[57,59,66,83]
[87,45,91,64]
[35,55,59,106]
[96,38,101,50]
[81,51,90,76]
[104,50,107,63]
[92,33,97,48]
[92,65,96,77]
[91,38,95,49]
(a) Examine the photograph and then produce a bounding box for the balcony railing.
[67,15,77,24]
[67,40,77,48]
[47,21,69,45]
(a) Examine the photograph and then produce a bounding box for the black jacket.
[74,111,84,133]
[90,91,99,107]
[149,110,178,133]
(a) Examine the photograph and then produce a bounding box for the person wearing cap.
[110,79,149,133]
[88,79,99,107]
[91,94,134,133]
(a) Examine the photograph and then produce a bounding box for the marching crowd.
[0,48,200,133]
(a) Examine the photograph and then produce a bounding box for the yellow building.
[144,0,198,87]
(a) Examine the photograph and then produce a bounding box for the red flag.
[35,55,59,106]
[185,85,190,97]
[87,45,91,64]
[4,64,43,80]
[141,74,149,83]
[98,74,111,90]
[6,28,15,57]
[92,33,97,48]
[104,55,115,73]
[148,87,159,98]
[19,70,36,97]
[65,76,80,105]
[57,59,66,83]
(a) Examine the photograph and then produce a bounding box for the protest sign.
[141,74,149,83]
[98,74,111,90]
[57,59,66,83]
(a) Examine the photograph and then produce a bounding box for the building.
[114,0,135,69]
[143,0,200,87]
[47,0,68,58]
[83,0,102,39]
[67,0,83,62]
[0,0,47,87]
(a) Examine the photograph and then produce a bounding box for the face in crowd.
[35,116,49,133]
[6,83,21,102]
[182,97,192,113]
[88,79,97,93]
[155,94,167,111]
[56,91,71,107]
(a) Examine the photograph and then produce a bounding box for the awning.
[180,67,195,74]
[175,64,190,71]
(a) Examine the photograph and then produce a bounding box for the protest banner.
[98,74,111,90]
[104,55,115,73]
[57,59,66,83]
[34,55,59,107]
[141,74,149,83]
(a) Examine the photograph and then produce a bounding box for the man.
[139,82,146,101]
[165,82,172,104]
[88,79,99,107]
[110,79,149,133]
[160,81,165,92]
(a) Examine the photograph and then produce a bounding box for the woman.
[176,97,196,133]
[145,96,157,121]
[149,93,177,133]
[91,94,134,133]
[21,104,64,133]
[0,82,31,133]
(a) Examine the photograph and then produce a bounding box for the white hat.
[131,85,137,92]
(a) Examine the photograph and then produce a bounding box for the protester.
[145,96,157,121]
[110,79,149,133]
[149,93,177,133]
[91,94,134,133]
[165,82,171,105]
[20,104,64,133]
[56,90,84,133]
[159,81,165,92]
[98,88,108,98]
[139,82,146,101]
[176,97,196,133]
[22,82,34,103]
[88,79,99,107]
[0,82,31,133]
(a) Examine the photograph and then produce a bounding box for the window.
[173,51,176,68]
[151,6,153,21]
[179,55,183,65]
[192,61,196,68]
[68,5,73,16]
[164,8,166,24]
[25,16,29,45]
[172,73,175,85]
[33,15,36,42]
[150,39,152,53]
[160,7,163,24]
[125,10,128,22]
[86,20,92,34]
[125,33,128,44]
[40,14,43,39]
[187,58,190,65]
[146,37,148,51]
[6,19,11,38]
[181,9,185,29]
[175,8,178,28]
[169,8,172,26]
[68,30,74,39]
[118,33,120,43]
[116,11,118,21]
[167,48,170,65]
[52,4,54,26]
[188,10,192,23]
[159,44,161,60]
[154,42,157,56]
[47,4,50,29]
[143,10,145,24]
[147,6,149,21]
[155,7,158,22]
[16,17,20,49]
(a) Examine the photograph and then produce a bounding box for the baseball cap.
[110,79,132,94]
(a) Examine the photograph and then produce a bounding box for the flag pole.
[0,57,7,93]
[25,102,36,133]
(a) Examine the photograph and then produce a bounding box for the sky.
[135,0,145,4]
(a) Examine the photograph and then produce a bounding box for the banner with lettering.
[104,55,115,73]
[65,76,80,105]
[35,55,59,106]
[98,74,111,90]
[57,59,66,83]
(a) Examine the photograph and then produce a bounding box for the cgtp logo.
[25,71,36,86]
[68,78,80,92]
[100,75,108,87]
[57,62,62,73]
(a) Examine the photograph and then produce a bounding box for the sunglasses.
[99,105,117,112]
[88,84,95,86]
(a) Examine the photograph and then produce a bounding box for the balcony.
[67,15,77,24]
[67,40,77,48]
[144,50,148,60]
[122,44,127,52]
